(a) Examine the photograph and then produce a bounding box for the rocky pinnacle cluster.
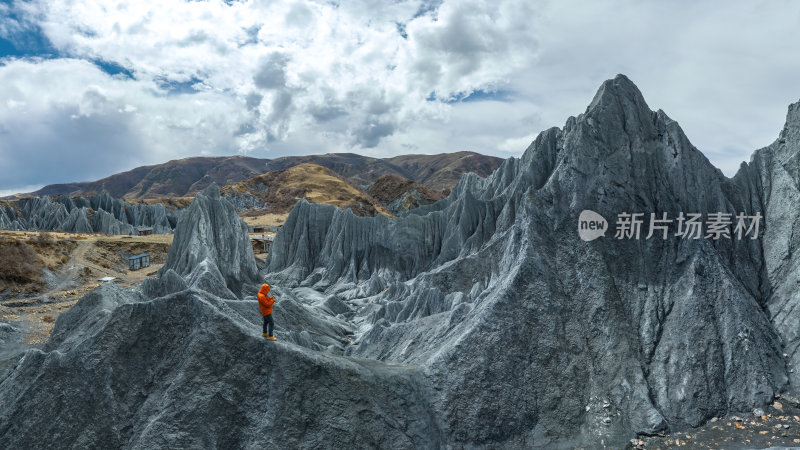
[0,193,179,235]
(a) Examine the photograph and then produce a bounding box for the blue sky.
[1,0,800,195]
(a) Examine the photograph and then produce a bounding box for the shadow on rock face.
[0,283,445,449]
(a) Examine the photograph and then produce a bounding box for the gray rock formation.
[159,184,258,296]
[0,181,441,448]
[0,192,181,235]
[0,204,22,230]
[223,188,267,212]
[0,75,797,448]
[265,75,798,445]
[0,284,442,449]
[734,100,800,391]
[0,322,24,371]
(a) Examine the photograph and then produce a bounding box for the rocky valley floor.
[638,395,800,448]
[0,231,171,348]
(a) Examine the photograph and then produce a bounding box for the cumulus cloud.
[253,53,290,90]
[353,121,397,148]
[0,57,250,187]
[0,0,799,193]
[0,61,142,188]
[308,102,347,124]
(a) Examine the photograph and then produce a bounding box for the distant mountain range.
[21,152,504,200]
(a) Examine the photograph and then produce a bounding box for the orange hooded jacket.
[257,284,276,316]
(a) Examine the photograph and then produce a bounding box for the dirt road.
[0,232,171,345]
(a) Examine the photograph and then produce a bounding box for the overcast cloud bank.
[1,0,799,193]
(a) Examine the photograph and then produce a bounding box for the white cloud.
[1,0,799,193]
[9,0,540,150]
[0,57,248,187]
[498,134,538,154]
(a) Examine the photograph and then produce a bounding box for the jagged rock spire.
[159,183,258,295]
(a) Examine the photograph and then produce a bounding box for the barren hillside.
[222,163,390,217]
[367,174,444,214]
[19,152,504,200]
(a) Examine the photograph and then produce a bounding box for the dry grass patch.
[242,212,289,228]
[26,232,79,269]
[0,238,44,291]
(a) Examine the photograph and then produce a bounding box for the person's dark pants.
[262,314,274,336]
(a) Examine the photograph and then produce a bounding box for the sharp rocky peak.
[158,183,258,297]
[779,100,800,144]
[586,74,651,116]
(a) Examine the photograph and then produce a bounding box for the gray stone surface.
[0,75,798,448]
[0,321,24,372]
[223,188,267,212]
[734,100,800,392]
[140,268,188,299]
[0,188,441,448]
[0,285,443,449]
[158,184,259,296]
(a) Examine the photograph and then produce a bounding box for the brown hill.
[24,152,503,200]
[384,152,501,191]
[221,163,390,217]
[27,156,268,200]
[262,151,503,191]
[367,174,444,213]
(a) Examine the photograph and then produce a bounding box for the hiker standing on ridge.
[258,283,277,341]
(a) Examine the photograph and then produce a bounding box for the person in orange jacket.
[257,283,277,341]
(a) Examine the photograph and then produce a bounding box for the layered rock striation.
[1,182,444,448]
[158,184,259,296]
